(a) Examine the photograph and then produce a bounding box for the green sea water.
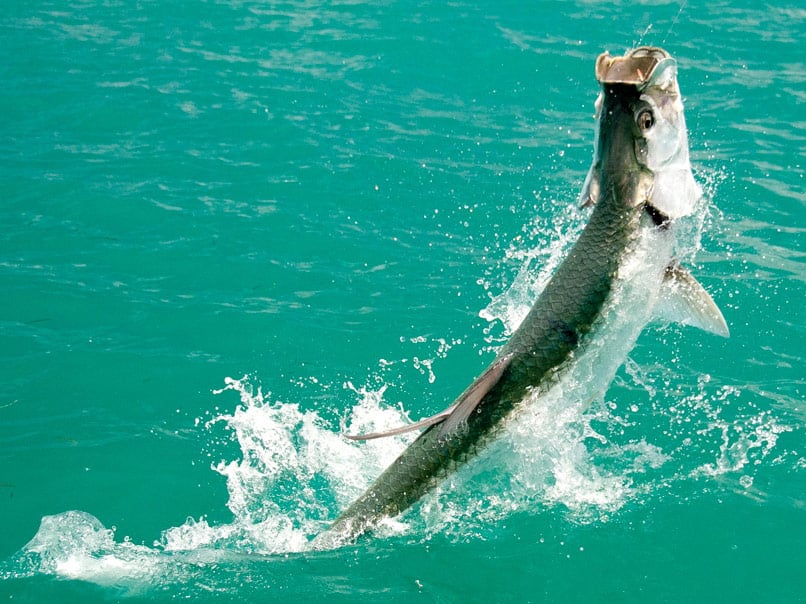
[1,0,804,601]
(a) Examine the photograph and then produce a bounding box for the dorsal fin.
[344,353,515,442]
[343,405,457,441]
[437,353,515,439]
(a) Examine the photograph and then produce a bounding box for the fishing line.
[635,23,653,48]
[663,0,689,45]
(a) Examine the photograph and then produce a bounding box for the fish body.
[312,47,728,549]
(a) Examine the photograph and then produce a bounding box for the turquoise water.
[1,0,804,601]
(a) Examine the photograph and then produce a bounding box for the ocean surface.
[1,0,803,602]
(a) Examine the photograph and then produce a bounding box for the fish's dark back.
[320,83,651,546]
[321,191,644,545]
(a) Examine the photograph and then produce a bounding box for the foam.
[3,328,790,591]
[3,171,792,591]
[3,511,165,592]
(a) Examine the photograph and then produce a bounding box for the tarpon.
[312,47,728,549]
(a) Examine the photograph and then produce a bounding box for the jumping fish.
[312,47,728,549]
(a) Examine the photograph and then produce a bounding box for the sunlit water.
[1,1,803,601]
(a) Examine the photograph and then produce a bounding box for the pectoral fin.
[578,161,601,208]
[657,263,729,337]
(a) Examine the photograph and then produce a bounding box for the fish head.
[579,47,701,220]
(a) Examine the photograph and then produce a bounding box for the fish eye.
[636,109,655,131]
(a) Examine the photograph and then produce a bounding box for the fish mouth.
[595,46,674,88]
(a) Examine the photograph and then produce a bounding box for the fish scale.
[313,47,729,549]
[318,197,643,545]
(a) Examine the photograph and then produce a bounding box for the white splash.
[3,332,790,591]
[4,511,165,592]
[2,166,792,592]
[479,196,585,338]
[157,377,418,555]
